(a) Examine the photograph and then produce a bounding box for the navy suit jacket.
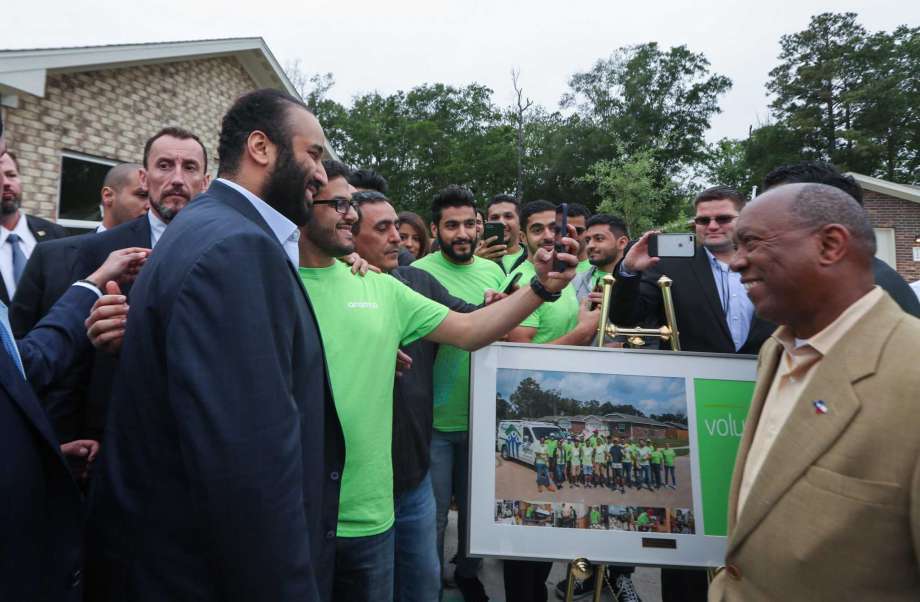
[11,232,94,441]
[0,213,67,305]
[1,285,98,602]
[609,248,775,354]
[88,180,345,601]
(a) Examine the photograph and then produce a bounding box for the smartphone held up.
[553,203,569,272]
[648,233,695,258]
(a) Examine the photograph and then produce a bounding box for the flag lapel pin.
[813,400,829,415]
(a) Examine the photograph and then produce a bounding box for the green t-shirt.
[636,512,650,527]
[532,441,548,465]
[590,509,601,524]
[501,262,578,344]
[570,446,582,465]
[650,449,663,464]
[500,247,526,274]
[563,441,574,461]
[590,269,610,289]
[412,252,504,431]
[576,259,592,273]
[299,262,449,537]
[663,448,676,466]
[545,439,558,457]
[581,445,594,464]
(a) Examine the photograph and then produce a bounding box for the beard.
[305,218,355,258]
[1,193,20,215]
[589,251,619,269]
[439,234,474,262]
[262,142,317,227]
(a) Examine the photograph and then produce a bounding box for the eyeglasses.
[313,197,358,214]
[693,215,737,226]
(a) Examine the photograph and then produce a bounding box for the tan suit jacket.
[710,294,920,601]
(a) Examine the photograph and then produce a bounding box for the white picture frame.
[468,342,757,568]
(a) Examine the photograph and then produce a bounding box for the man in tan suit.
[709,183,920,601]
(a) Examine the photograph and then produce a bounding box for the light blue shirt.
[705,248,753,351]
[216,178,300,268]
[147,210,168,248]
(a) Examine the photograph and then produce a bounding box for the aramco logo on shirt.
[347,301,379,309]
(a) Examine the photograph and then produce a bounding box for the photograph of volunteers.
[553,502,586,529]
[519,501,554,526]
[606,506,670,533]
[669,508,696,534]
[495,368,695,516]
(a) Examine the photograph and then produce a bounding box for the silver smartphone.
[648,233,695,258]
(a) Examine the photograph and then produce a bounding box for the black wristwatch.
[530,276,561,302]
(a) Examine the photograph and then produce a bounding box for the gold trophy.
[564,557,605,602]
[595,274,680,350]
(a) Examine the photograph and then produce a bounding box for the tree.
[767,13,867,166]
[580,149,682,235]
[511,69,533,200]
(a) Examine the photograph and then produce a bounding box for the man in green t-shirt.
[663,442,677,489]
[478,193,527,274]
[504,200,599,345]
[412,185,580,594]
[650,444,664,490]
[567,202,593,274]
[571,214,631,303]
[301,167,580,601]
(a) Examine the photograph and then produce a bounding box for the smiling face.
[435,205,478,263]
[141,135,208,222]
[487,201,521,250]
[695,199,740,254]
[354,200,402,272]
[522,210,557,257]
[398,222,423,258]
[729,191,819,326]
[304,176,358,258]
[585,224,628,271]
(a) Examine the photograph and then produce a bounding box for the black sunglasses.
[693,215,737,226]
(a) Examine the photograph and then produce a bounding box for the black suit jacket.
[73,215,152,440]
[872,256,920,317]
[609,248,775,354]
[10,233,94,441]
[1,285,98,602]
[88,181,345,601]
[0,213,67,305]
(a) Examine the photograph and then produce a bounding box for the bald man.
[710,183,920,601]
[98,162,148,232]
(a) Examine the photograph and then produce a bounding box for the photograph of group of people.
[495,499,694,534]
[494,368,697,521]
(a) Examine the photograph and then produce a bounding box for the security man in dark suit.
[88,89,345,601]
[0,150,67,305]
[609,185,773,601]
[10,163,148,442]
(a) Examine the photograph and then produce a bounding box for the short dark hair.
[347,168,388,194]
[476,207,485,221]
[431,185,476,225]
[217,89,308,177]
[694,185,746,211]
[486,193,520,217]
[520,200,557,229]
[763,162,863,205]
[3,151,19,172]
[568,203,591,219]
[322,159,353,182]
[351,190,390,234]
[586,213,629,238]
[143,126,208,172]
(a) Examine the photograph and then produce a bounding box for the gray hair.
[789,183,876,257]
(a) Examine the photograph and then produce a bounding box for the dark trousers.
[661,568,708,602]
[333,528,396,602]
[502,559,552,602]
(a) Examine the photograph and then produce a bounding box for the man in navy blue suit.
[0,97,149,602]
[89,89,346,601]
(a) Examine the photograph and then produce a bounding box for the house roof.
[0,38,298,99]
[848,173,920,205]
[604,412,668,427]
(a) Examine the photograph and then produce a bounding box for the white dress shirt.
[0,214,37,298]
[147,210,168,248]
[215,178,300,268]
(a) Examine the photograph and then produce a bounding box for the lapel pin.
[813,400,829,415]
[37,230,46,237]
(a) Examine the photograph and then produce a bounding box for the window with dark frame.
[58,153,116,232]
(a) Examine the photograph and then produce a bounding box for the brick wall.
[863,191,920,282]
[2,56,258,219]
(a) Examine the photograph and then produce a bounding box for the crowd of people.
[1,85,920,602]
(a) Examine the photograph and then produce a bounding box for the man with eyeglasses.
[607,185,775,602]
[298,163,579,602]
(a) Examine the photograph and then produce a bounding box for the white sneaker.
[614,574,642,602]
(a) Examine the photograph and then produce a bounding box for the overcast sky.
[5,1,918,142]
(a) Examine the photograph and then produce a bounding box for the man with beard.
[74,127,207,447]
[301,164,578,601]
[566,202,593,273]
[87,89,343,601]
[571,213,630,301]
[485,193,526,274]
[0,151,67,304]
[505,200,598,345]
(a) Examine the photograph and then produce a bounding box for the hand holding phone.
[503,272,523,294]
[483,222,506,246]
[648,233,695,258]
[554,203,569,272]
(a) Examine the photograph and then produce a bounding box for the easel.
[564,274,682,601]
